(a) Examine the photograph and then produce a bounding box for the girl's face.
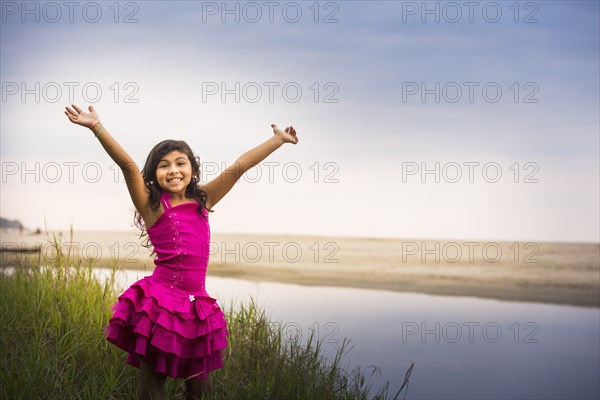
[155,150,193,195]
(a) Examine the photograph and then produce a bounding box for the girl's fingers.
[88,105,95,112]
[271,123,298,141]
[65,106,77,116]
[72,104,82,113]
[64,111,75,122]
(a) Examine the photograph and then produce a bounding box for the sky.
[1,0,599,243]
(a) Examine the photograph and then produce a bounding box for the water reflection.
[94,268,599,399]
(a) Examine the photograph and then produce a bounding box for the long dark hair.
[134,139,213,251]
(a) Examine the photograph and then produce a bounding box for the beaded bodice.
[146,192,211,294]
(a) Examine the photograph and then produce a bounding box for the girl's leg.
[184,371,213,400]
[138,360,167,400]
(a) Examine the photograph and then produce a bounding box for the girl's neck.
[166,191,194,204]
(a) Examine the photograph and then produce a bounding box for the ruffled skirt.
[104,278,229,380]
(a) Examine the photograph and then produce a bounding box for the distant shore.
[2,230,599,308]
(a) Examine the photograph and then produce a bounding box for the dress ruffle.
[104,277,229,380]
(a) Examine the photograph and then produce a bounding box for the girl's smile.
[156,150,193,195]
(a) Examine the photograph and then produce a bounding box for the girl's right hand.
[64,104,99,129]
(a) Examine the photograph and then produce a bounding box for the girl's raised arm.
[203,124,298,209]
[64,104,151,219]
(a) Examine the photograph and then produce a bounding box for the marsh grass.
[0,230,408,399]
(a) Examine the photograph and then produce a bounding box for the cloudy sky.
[1,0,598,243]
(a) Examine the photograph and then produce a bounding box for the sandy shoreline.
[2,230,599,308]
[205,262,600,308]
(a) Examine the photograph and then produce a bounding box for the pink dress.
[104,192,229,380]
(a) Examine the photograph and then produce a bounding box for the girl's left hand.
[271,124,298,144]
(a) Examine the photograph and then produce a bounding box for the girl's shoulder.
[143,204,166,232]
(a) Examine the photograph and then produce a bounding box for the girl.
[64,104,298,400]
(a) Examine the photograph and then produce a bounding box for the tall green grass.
[0,230,408,399]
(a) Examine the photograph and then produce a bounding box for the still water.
[94,268,600,400]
